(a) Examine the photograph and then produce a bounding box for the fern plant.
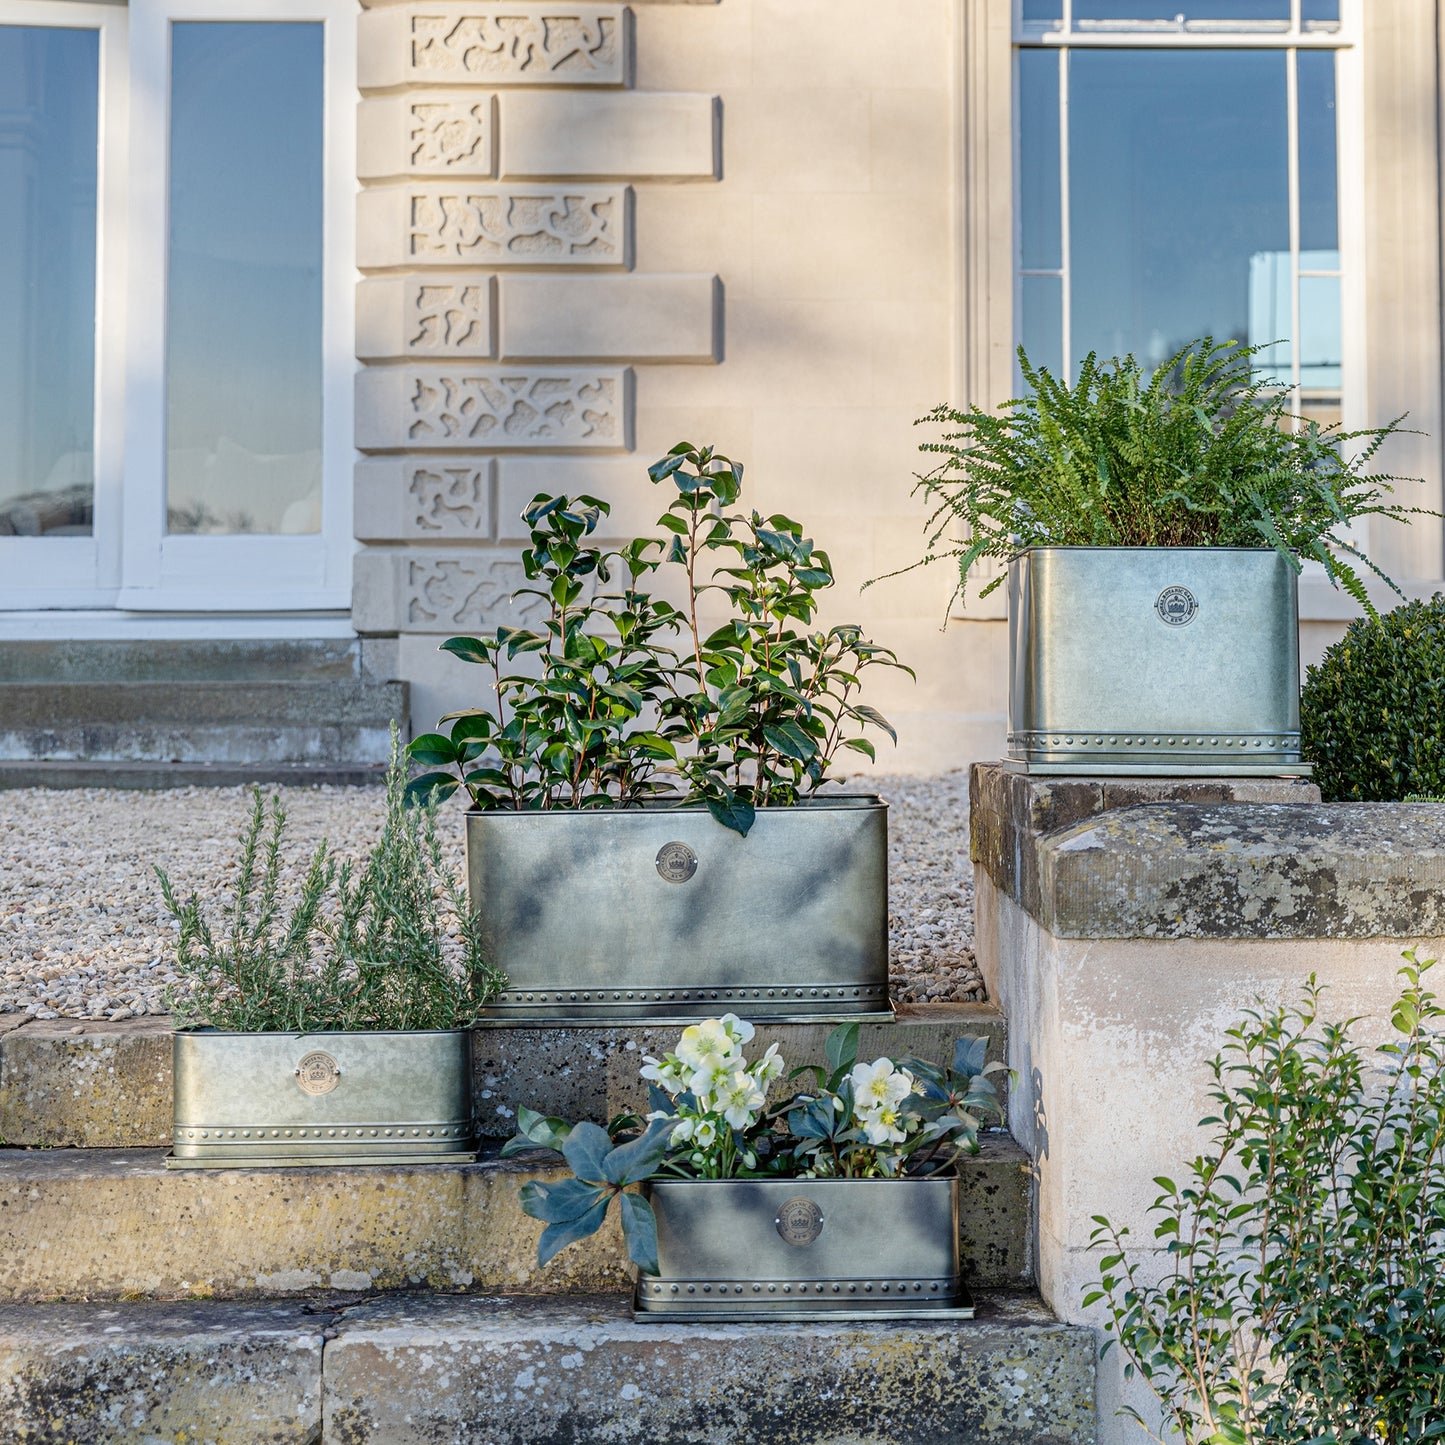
[905,337,1424,611]
[159,733,504,1032]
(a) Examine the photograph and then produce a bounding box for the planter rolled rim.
[466,795,892,1026]
[1007,545,1311,777]
[167,1025,478,1170]
[633,1173,971,1322]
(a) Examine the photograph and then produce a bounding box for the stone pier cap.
[971,763,1445,940]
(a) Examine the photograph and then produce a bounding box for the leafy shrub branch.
[407,444,911,835]
[1086,954,1445,1443]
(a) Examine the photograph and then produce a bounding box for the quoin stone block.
[356,276,495,361]
[353,550,555,634]
[354,459,495,542]
[357,95,496,181]
[497,274,720,361]
[357,184,630,268]
[355,367,632,451]
[358,4,633,89]
[498,91,719,179]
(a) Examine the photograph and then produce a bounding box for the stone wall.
[970,762,1445,1443]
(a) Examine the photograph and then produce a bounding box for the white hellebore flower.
[715,1070,767,1130]
[693,1118,718,1149]
[860,1104,908,1147]
[850,1058,914,1112]
[639,1054,689,1096]
[688,1056,737,1106]
[675,1019,743,1074]
[719,1013,755,1047]
[753,1042,785,1084]
[671,1117,697,1144]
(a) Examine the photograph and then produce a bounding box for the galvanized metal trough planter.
[1008,546,1310,776]
[467,796,890,1025]
[167,1027,477,1169]
[633,1176,971,1321]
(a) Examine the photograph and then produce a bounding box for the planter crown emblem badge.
[1154,585,1198,627]
[775,1196,825,1246]
[655,841,698,883]
[294,1050,341,1096]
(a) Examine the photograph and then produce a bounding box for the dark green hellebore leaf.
[561,1120,614,1183]
[826,1022,860,1077]
[601,1117,676,1186]
[519,1176,608,1225]
[619,1192,661,1276]
[536,1197,613,1266]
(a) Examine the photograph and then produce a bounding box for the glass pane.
[1019,50,1061,271]
[1299,274,1341,390]
[1068,49,1288,373]
[1301,1,1340,23]
[1247,251,1291,385]
[1021,0,1063,21]
[166,22,323,536]
[1020,274,1064,386]
[1074,1,1288,19]
[0,27,98,537]
[1298,50,1338,253]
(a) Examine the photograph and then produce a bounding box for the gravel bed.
[0,775,981,1021]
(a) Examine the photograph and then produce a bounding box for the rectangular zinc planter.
[467,796,889,1024]
[168,1028,477,1169]
[633,1176,970,1321]
[1008,546,1308,775]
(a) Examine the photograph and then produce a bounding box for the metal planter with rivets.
[466,796,889,1024]
[167,1028,477,1168]
[633,1176,971,1321]
[1008,546,1310,775]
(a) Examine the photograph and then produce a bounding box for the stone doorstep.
[0,1135,1030,1303]
[0,1293,1097,1445]
[0,1003,1008,1148]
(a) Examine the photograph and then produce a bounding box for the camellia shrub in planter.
[504,1015,1003,1320]
[1301,593,1445,801]
[406,445,910,1023]
[159,739,504,1168]
[900,338,1423,776]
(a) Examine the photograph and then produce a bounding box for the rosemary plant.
[159,738,503,1032]
[907,338,1423,610]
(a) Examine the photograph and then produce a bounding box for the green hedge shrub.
[1301,594,1445,801]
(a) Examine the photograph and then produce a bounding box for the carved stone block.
[358,5,633,89]
[353,549,551,634]
[357,95,496,179]
[356,185,630,268]
[356,276,495,360]
[355,459,495,541]
[355,367,633,451]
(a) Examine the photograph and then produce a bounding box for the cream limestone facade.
[2,0,1443,774]
[351,0,1445,773]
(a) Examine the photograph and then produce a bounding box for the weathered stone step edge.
[0,1003,1008,1149]
[0,638,367,683]
[0,1135,1031,1302]
[0,680,405,727]
[0,1292,1097,1445]
[0,760,392,790]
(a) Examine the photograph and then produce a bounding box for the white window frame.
[0,0,128,609]
[119,0,356,611]
[1012,0,1365,437]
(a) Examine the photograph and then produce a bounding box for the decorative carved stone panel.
[354,458,495,540]
[357,95,496,180]
[356,185,630,268]
[358,5,633,89]
[356,275,495,360]
[405,554,545,629]
[355,366,633,451]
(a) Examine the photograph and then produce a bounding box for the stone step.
[0,760,390,790]
[0,638,368,684]
[0,1135,1032,1303]
[0,1005,1008,1148]
[0,1292,1097,1444]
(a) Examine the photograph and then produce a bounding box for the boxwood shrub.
[1301,594,1445,801]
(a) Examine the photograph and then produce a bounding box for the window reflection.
[0,27,98,538]
[166,22,323,536]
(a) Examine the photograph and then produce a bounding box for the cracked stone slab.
[0,1299,324,1443]
[323,1291,1096,1444]
[1038,801,1445,939]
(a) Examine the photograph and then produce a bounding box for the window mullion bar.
[1059,45,1071,384]
[1287,45,1301,422]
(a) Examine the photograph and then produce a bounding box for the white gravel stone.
[0,774,981,1019]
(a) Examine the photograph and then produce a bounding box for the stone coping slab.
[971,762,1445,940]
[0,1003,1005,1147]
[0,1134,1030,1301]
[322,1291,1096,1445]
